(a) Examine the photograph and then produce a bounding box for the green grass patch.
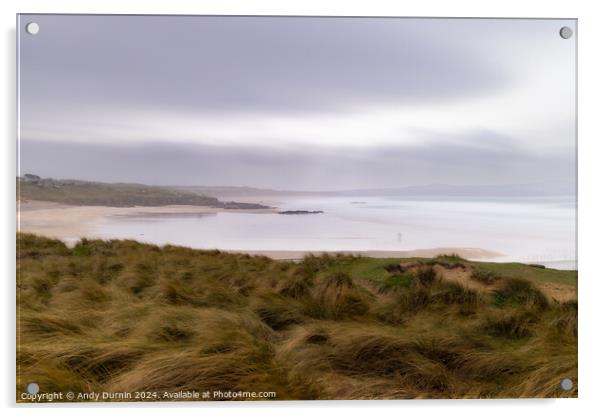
[475,261,577,287]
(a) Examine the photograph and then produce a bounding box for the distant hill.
[177,185,318,198]
[181,182,575,198]
[17,175,269,209]
[20,175,572,207]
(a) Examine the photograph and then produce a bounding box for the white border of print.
[2,1,601,416]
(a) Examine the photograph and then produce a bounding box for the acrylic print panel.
[16,15,577,402]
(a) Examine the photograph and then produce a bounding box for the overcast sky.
[18,15,576,191]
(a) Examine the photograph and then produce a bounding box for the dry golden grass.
[17,234,577,401]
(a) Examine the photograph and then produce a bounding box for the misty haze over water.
[96,194,576,270]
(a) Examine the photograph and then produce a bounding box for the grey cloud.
[17,16,575,195]
[19,136,575,193]
[19,15,511,116]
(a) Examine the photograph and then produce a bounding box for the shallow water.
[95,195,577,270]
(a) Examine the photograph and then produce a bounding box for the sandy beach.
[18,200,276,243]
[18,200,503,260]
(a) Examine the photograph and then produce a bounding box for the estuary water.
[95,195,576,270]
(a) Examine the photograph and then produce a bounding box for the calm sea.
[94,195,576,270]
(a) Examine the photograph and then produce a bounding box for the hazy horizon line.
[18,174,576,196]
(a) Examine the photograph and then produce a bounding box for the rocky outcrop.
[278,210,324,215]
